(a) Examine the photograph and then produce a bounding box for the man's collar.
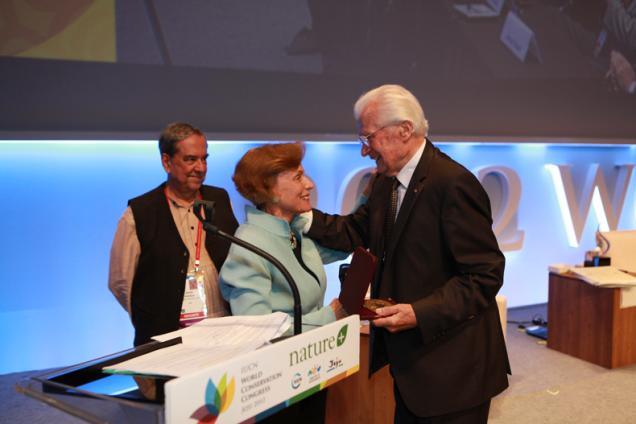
[396,139,426,189]
[167,196,193,209]
[164,184,199,208]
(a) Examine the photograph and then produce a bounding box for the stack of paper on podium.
[104,312,290,377]
[569,266,636,288]
[600,230,636,273]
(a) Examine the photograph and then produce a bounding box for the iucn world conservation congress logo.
[190,373,236,423]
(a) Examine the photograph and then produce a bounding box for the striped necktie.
[384,177,399,247]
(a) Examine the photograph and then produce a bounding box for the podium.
[326,325,395,423]
[17,316,360,423]
[547,272,636,368]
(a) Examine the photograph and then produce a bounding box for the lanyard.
[165,188,204,271]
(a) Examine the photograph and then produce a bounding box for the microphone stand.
[193,200,302,335]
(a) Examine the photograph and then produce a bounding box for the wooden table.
[547,272,636,368]
[325,325,394,423]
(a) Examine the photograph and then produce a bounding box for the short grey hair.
[353,84,429,137]
[158,122,204,157]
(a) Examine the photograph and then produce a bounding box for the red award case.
[339,247,393,320]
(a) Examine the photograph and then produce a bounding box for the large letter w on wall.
[545,164,634,247]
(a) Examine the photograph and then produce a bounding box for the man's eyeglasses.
[358,123,397,147]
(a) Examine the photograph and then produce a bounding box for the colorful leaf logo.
[190,373,235,423]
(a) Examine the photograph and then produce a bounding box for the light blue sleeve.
[297,302,337,333]
[316,244,351,265]
[352,193,369,211]
[220,237,337,333]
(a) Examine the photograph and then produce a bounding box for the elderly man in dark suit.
[306,85,509,423]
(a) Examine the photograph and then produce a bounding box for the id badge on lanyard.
[166,189,209,327]
[180,213,208,327]
[181,267,208,327]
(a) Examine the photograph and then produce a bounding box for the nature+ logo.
[190,373,236,423]
[288,324,349,366]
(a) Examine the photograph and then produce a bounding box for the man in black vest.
[109,122,238,346]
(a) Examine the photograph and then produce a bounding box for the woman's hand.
[329,298,348,320]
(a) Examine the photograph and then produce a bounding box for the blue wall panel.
[1,140,635,374]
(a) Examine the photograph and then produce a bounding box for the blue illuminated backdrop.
[1,140,635,374]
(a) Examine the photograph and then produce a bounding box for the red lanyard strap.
[165,188,204,271]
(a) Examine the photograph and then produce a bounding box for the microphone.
[193,200,303,335]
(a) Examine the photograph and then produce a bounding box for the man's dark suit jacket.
[307,141,510,417]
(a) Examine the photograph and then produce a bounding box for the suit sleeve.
[306,202,370,252]
[412,171,505,342]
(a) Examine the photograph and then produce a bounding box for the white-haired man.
[307,85,509,423]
